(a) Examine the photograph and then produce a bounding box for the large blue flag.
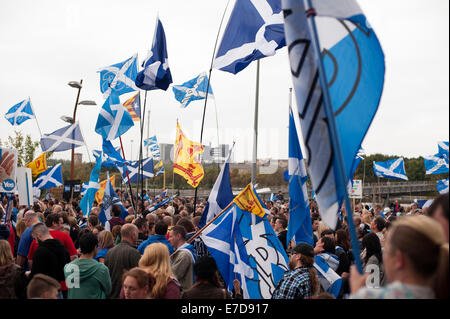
[425,155,449,175]
[314,253,342,298]
[98,54,139,98]
[287,107,313,246]
[95,93,134,141]
[33,164,63,190]
[40,122,85,153]
[283,0,385,229]
[5,98,35,126]
[99,173,129,230]
[118,157,154,183]
[214,0,285,74]
[79,155,102,216]
[172,72,213,108]
[437,141,449,160]
[198,145,234,229]
[437,178,449,194]
[373,158,408,180]
[135,17,172,91]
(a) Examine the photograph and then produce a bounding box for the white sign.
[0,148,18,193]
[349,180,363,199]
[16,167,33,207]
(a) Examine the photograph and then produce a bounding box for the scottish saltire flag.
[287,107,313,246]
[155,189,167,201]
[33,164,63,190]
[135,18,172,91]
[95,93,134,141]
[123,92,141,122]
[102,139,128,167]
[214,0,285,74]
[98,54,139,98]
[373,158,408,181]
[198,145,234,229]
[201,205,255,299]
[144,136,161,159]
[425,155,449,175]
[119,158,154,183]
[350,149,365,179]
[149,195,176,213]
[40,122,85,152]
[314,253,342,298]
[5,98,35,126]
[269,193,278,202]
[80,182,89,196]
[437,178,449,194]
[283,0,385,228]
[79,155,102,216]
[99,173,129,230]
[172,72,213,108]
[438,141,449,160]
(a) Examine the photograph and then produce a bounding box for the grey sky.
[0,0,448,164]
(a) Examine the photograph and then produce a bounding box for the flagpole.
[251,60,260,185]
[119,136,136,213]
[29,97,43,138]
[306,1,363,274]
[138,91,148,218]
[145,110,150,193]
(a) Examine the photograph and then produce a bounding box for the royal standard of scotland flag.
[214,0,285,74]
[437,178,449,194]
[425,155,449,175]
[79,155,102,216]
[40,122,85,153]
[98,54,139,99]
[135,17,172,91]
[373,158,408,181]
[5,98,35,126]
[99,173,129,230]
[33,164,63,190]
[283,0,385,229]
[172,72,213,108]
[95,93,134,141]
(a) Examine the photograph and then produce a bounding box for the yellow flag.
[173,122,204,188]
[233,184,266,218]
[95,175,115,205]
[26,153,47,177]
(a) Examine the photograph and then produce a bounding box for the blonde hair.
[98,230,114,249]
[317,221,330,238]
[362,212,373,225]
[15,220,27,238]
[138,243,173,298]
[125,215,135,224]
[0,240,13,266]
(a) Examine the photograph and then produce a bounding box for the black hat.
[288,243,314,257]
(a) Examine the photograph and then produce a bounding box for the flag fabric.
[79,155,102,216]
[314,253,342,298]
[213,0,285,74]
[118,158,154,184]
[198,145,234,229]
[33,164,63,190]
[287,107,313,246]
[173,122,204,188]
[26,153,47,178]
[282,0,385,229]
[99,173,129,230]
[233,184,266,218]
[437,141,449,160]
[135,17,172,91]
[268,193,278,202]
[80,182,89,197]
[172,72,213,108]
[148,195,176,213]
[425,155,449,175]
[155,189,168,201]
[201,204,255,299]
[144,136,161,159]
[373,158,408,181]
[98,54,139,99]
[123,92,141,122]
[95,175,116,205]
[5,98,35,126]
[437,178,449,194]
[102,139,128,167]
[95,93,134,141]
[40,122,85,153]
[350,150,365,179]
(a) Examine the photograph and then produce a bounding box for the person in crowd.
[361,232,386,287]
[104,224,141,299]
[272,243,319,299]
[274,217,288,252]
[334,229,351,276]
[0,240,27,299]
[64,232,111,299]
[370,216,386,245]
[134,218,149,248]
[311,215,320,246]
[350,215,448,299]
[169,225,196,291]
[179,218,208,259]
[0,210,14,256]
[138,221,174,255]
[14,220,27,257]
[26,274,60,299]
[428,193,449,243]
[95,230,115,263]
[107,205,126,231]
[17,211,40,269]
[111,225,122,244]
[122,268,154,299]
[316,236,340,272]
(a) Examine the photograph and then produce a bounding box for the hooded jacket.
[64,258,111,299]
[30,238,70,283]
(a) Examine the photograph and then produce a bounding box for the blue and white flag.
[287,107,313,246]
[198,145,234,229]
[135,17,172,91]
[155,189,167,201]
[79,155,102,216]
[148,195,176,213]
[201,205,255,299]
[80,182,89,197]
[33,164,63,190]
[269,193,278,202]
[314,253,342,298]
[98,54,139,99]
[102,139,128,166]
[437,178,449,194]
[40,122,85,153]
[172,72,213,108]
[438,141,449,160]
[99,173,129,230]
[5,98,35,126]
[214,0,285,74]
[373,158,408,181]
[144,136,161,159]
[119,157,154,183]
[425,155,449,175]
[95,93,134,141]
[283,0,385,229]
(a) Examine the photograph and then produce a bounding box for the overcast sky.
[0,0,448,164]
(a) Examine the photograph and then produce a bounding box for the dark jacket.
[181,282,231,299]
[278,230,288,252]
[30,238,71,283]
[0,263,27,299]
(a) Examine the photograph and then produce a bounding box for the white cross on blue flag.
[437,178,449,194]
[33,164,63,190]
[373,158,408,180]
[172,72,213,108]
[425,155,449,175]
[99,173,129,229]
[95,94,134,141]
[98,54,139,99]
[5,98,35,126]
[40,122,85,153]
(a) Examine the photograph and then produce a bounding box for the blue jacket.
[138,235,174,255]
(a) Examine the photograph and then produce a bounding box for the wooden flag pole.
[119,136,136,213]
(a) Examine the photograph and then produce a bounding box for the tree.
[4,131,40,167]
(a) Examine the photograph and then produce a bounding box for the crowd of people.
[0,189,448,299]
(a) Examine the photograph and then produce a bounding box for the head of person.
[146,213,156,225]
[274,217,287,233]
[428,193,449,243]
[31,223,51,243]
[27,274,60,299]
[353,215,362,227]
[139,243,172,298]
[79,232,98,257]
[320,229,334,239]
[134,218,148,235]
[335,229,350,251]
[384,215,449,298]
[176,218,195,234]
[362,232,382,265]
[154,221,168,236]
[370,216,386,233]
[169,225,186,249]
[311,216,320,232]
[162,216,172,227]
[0,240,13,267]
[122,268,154,299]
[45,213,64,232]
[125,215,135,224]
[319,236,336,254]
[52,205,63,214]
[23,210,39,227]
[87,215,99,230]
[121,224,139,245]
[193,255,222,288]
[111,204,122,218]
[287,243,319,295]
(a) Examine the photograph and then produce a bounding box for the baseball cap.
[287,243,314,257]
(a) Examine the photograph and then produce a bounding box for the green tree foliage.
[3,131,40,167]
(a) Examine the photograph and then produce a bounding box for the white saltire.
[99,103,128,141]
[425,156,449,175]
[173,73,209,107]
[34,164,62,189]
[42,122,85,152]
[5,98,34,126]
[374,158,408,180]
[99,54,139,99]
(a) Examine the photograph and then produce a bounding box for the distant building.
[74,153,83,165]
[159,143,231,164]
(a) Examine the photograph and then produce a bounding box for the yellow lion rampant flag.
[95,175,116,205]
[233,183,266,218]
[173,122,204,188]
[26,153,47,177]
